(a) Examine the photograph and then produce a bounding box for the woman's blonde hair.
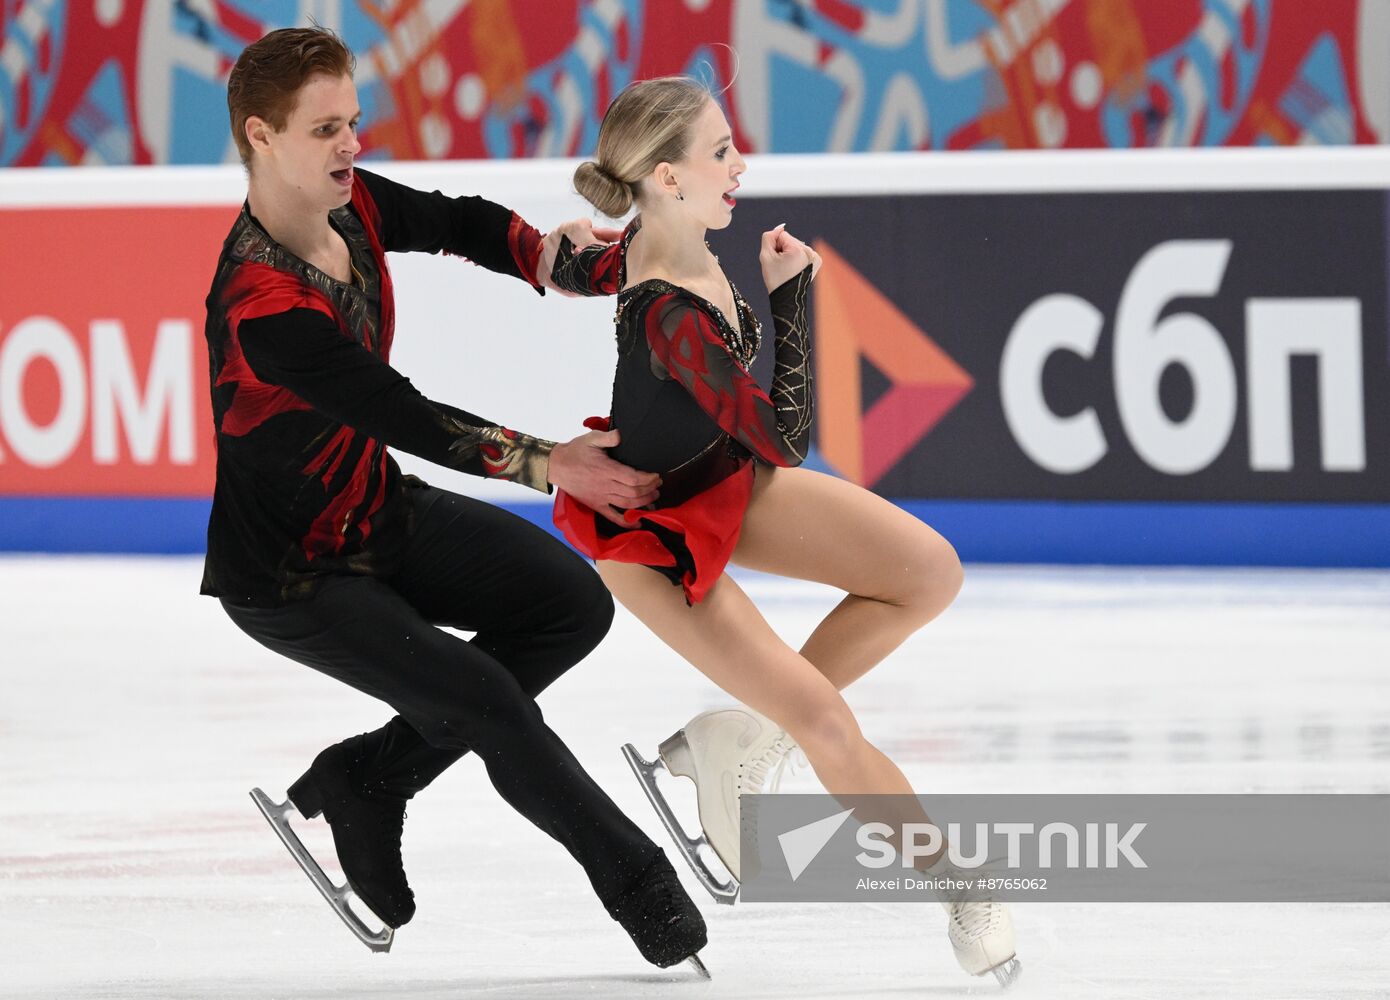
[573,77,713,218]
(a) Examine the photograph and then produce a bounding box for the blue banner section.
[894,500,1390,568]
[0,497,213,554]
[4,497,1387,567]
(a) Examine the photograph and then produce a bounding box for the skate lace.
[768,742,809,793]
[640,862,687,925]
[936,859,1002,940]
[743,734,803,795]
[948,896,998,939]
[360,789,407,861]
[383,807,405,852]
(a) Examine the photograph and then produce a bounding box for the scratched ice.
[2,556,1387,998]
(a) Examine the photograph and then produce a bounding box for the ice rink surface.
[2,556,1387,1000]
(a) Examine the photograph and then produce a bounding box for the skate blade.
[620,744,739,905]
[686,953,712,979]
[990,957,1022,989]
[249,787,395,954]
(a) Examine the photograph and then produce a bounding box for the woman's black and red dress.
[551,219,815,604]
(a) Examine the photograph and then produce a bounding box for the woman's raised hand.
[758,223,822,292]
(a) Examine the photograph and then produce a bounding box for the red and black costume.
[550,218,815,604]
[202,169,667,919]
[203,167,553,607]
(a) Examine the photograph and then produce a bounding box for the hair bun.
[574,160,633,219]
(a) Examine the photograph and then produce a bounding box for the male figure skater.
[204,26,704,972]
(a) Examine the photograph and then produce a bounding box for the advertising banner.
[718,190,1390,503]
[2,155,1387,561]
[0,206,230,497]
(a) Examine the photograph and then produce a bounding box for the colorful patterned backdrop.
[2,0,1386,167]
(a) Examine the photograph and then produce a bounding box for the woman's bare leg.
[733,465,963,690]
[597,561,926,817]
[600,500,1016,980]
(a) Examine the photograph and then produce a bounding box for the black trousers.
[223,484,658,905]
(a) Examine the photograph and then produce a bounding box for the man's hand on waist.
[548,428,660,526]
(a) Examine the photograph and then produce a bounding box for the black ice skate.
[607,853,711,978]
[250,738,414,953]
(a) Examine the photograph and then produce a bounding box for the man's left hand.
[547,428,659,525]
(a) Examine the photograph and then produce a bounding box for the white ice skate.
[249,787,395,953]
[929,855,1021,988]
[621,708,799,904]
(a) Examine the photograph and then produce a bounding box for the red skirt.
[553,459,754,606]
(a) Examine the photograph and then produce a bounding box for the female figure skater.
[549,77,1020,986]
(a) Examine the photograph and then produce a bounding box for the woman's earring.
[676,189,684,201]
